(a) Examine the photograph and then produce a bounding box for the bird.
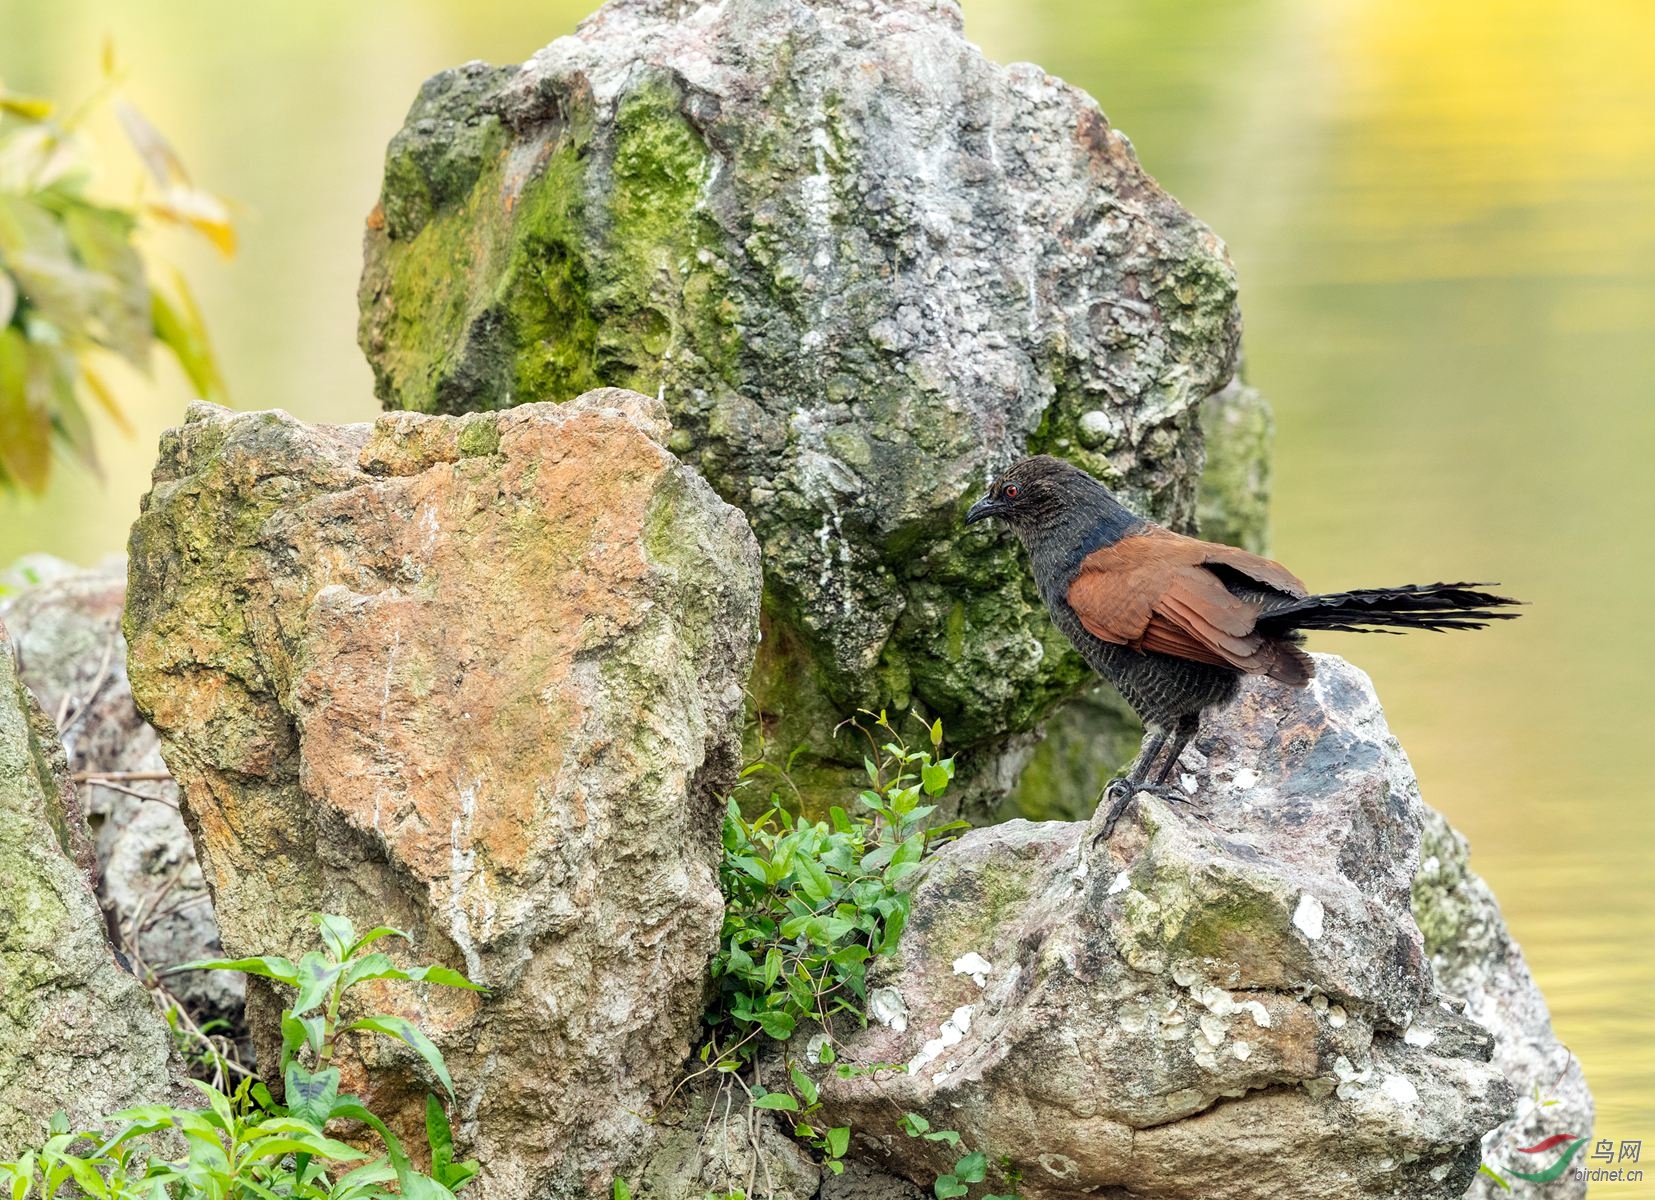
[965,454,1520,837]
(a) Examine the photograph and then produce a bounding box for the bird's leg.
[1095,729,1169,840]
[1127,730,1169,786]
[1150,713,1200,789]
[1096,717,1205,842]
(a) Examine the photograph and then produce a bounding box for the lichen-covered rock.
[816,656,1531,1200]
[0,622,180,1154]
[357,0,1261,806]
[1414,813,1592,1199]
[124,390,763,1200]
[0,561,239,1025]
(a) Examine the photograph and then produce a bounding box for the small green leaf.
[953,1151,987,1184]
[750,1093,799,1112]
[934,1175,967,1199]
[406,964,484,991]
[165,955,299,986]
[1477,1164,1511,1191]
[349,925,410,956]
[291,951,341,1017]
[344,1014,456,1099]
[315,913,357,962]
[790,1066,819,1107]
[613,1178,632,1200]
[827,1127,850,1158]
[283,1062,340,1130]
[900,1113,930,1136]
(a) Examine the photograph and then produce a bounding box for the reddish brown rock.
[125,389,762,1199]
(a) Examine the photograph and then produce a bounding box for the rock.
[635,1085,822,1200]
[1196,375,1273,557]
[1414,813,1593,1199]
[0,561,240,1025]
[0,622,180,1154]
[124,391,762,1200]
[817,655,1528,1200]
[357,0,1261,807]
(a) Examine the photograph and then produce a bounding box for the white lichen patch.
[952,952,993,988]
[1326,1004,1348,1029]
[1232,767,1259,790]
[1381,1074,1420,1106]
[1333,1054,1374,1100]
[1293,892,1325,940]
[1232,1040,1252,1061]
[908,1004,973,1074]
[1107,870,1131,896]
[1402,1024,1435,1048]
[1198,1014,1228,1047]
[870,986,909,1032]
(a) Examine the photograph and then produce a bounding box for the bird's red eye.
[1003,484,1020,500]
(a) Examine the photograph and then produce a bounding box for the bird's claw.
[1094,780,1203,845]
[1095,779,1137,843]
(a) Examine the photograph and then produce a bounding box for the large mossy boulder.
[357,0,1264,809]
[124,391,763,1199]
[0,622,181,1154]
[813,656,1584,1200]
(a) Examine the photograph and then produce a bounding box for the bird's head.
[965,454,1142,553]
[965,455,1109,537]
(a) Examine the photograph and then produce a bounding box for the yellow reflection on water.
[2,0,1651,1171]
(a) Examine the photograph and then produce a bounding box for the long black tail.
[1259,582,1523,636]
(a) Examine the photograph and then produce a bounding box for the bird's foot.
[1135,782,1199,807]
[1095,778,1138,842]
[1094,779,1204,844]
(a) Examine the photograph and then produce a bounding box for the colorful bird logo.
[1488,1133,1589,1186]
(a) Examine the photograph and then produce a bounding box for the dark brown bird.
[965,455,1520,835]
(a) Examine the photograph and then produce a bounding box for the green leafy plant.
[0,46,230,494]
[693,712,963,1178]
[898,1114,1019,1200]
[0,912,483,1200]
[706,711,961,1061]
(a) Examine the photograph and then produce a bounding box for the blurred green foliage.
[0,44,230,494]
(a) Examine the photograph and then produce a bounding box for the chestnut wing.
[1065,529,1312,682]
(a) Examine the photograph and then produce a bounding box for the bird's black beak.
[965,495,1000,525]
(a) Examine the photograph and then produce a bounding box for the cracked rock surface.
[0,622,181,1154]
[124,390,762,1200]
[1,561,239,1025]
[357,0,1263,807]
[817,655,1552,1200]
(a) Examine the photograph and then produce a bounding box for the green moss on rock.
[357,8,1272,819]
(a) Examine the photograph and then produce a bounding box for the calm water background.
[4,0,1651,1169]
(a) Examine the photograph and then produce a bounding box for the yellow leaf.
[114,98,190,187]
[0,327,52,493]
[79,363,134,436]
[0,93,54,121]
[147,186,236,257]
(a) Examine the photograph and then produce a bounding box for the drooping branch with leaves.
[0,46,231,493]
